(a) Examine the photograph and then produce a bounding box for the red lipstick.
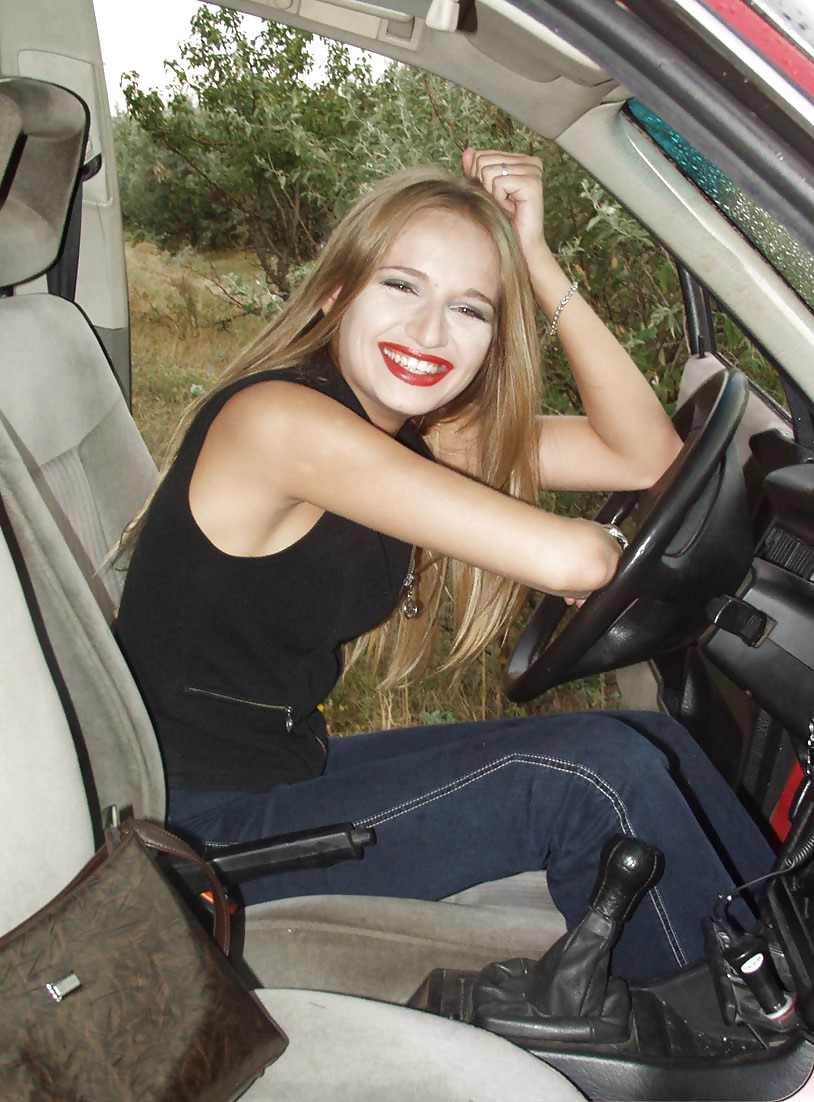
[379,343,453,387]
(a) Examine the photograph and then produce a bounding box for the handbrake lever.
[162,822,375,895]
[205,822,376,889]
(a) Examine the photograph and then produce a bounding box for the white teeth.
[385,347,445,374]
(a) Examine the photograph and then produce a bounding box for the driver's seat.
[0,73,566,1005]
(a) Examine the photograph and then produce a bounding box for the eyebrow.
[378,265,497,309]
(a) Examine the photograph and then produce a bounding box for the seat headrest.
[0,77,88,289]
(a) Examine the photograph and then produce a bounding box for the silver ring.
[501,162,508,176]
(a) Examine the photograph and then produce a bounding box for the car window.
[627,98,814,315]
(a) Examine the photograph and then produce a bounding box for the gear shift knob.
[471,833,664,1045]
[590,834,664,925]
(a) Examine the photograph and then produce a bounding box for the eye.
[454,303,491,323]
[381,277,417,294]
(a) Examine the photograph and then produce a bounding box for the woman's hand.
[460,146,577,328]
[461,147,548,269]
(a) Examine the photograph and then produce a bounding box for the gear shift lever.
[588,833,665,923]
[472,834,664,1045]
[529,835,664,1018]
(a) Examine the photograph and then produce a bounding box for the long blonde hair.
[127,165,543,684]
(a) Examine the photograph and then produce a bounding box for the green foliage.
[714,313,788,411]
[113,112,225,250]
[118,14,537,289]
[337,64,533,175]
[121,8,380,290]
[538,166,686,415]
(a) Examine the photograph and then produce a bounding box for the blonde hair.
[127,165,543,684]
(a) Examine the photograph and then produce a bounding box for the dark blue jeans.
[168,710,774,980]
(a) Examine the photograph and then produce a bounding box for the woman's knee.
[502,712,672,779]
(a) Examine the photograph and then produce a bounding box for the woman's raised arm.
[463,148,682,493]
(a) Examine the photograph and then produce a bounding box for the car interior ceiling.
[1,1,814,1095]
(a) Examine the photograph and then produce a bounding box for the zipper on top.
[185,686,294,733]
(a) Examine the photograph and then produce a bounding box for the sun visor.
[0,77,88,289]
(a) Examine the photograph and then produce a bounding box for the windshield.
[627,98,814,314]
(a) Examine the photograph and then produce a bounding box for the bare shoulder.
[189,379,376,556]
[197,376,397,498]
[214,378,350,443]
[205,377,382,470]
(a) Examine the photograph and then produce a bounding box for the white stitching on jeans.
[356,751,687,969]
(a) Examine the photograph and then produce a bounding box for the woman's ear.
[321,286,342,314]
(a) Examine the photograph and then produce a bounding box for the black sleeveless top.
[116,354,432,791]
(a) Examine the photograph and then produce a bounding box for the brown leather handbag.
[0,817,287,1101]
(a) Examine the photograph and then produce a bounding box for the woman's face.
[331,208,499,433]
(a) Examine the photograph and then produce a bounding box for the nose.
[405,297,447,349]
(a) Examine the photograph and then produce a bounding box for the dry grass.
[127,241,618,732]
[128,241,267,465]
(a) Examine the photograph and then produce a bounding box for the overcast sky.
[93,0,380,110]
[94,0,226,108]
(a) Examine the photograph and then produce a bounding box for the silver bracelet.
[547,279,579,338]
[602,523,629,552]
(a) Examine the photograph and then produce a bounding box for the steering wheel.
[504,368,753,702]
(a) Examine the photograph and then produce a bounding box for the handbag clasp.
[45,972,81,1002]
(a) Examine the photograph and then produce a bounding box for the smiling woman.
[113,148,772,983]
[328,208,498,431]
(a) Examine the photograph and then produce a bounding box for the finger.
[477,165,544,214]
[468,151,543,185]
[483,168,543,222]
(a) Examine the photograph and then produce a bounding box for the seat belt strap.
[0,489,103,846]
[47,151,102,303]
